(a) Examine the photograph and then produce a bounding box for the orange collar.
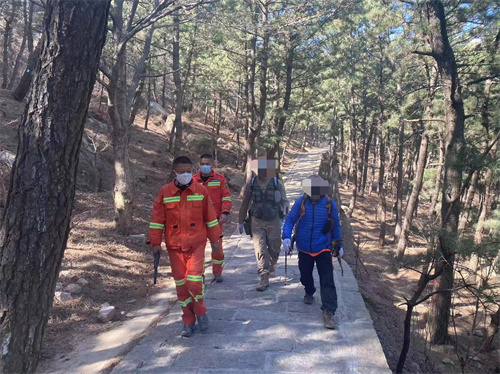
[196,170,217,181]
[166,180,198,195]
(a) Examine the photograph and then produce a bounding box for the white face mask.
[175,172,193,185]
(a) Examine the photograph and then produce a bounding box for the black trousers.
[298,250,338,314]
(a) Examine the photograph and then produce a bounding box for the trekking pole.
[153,251,160,284]
[284,245,288,285]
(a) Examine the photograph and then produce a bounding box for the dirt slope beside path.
[338,186,500,373]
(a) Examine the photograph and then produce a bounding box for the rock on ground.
[77,278,89,286]
[65,283,83,294]
[54,292,73,302]
[98,306,116,322]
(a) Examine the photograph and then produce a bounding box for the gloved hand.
[238,223,245,234]
[332,240,343,258]
[219,213,229,224]
[152,245,162,254]
[283,238,291,252]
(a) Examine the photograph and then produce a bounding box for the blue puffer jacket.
[282,194,342,254]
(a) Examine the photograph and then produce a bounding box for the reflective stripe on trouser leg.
[185,244,207,318]
[168,248,196,325]
[212,222,224,277]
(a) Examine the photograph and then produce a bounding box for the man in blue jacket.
[282,175,343,329]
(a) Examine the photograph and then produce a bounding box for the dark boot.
[181,324,194,337]
[197,314,209,331]
[256,274,270,291]
[303,294,314,305]
[322,309,335,329]
[214,275,223,283]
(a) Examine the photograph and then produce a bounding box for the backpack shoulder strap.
[273,176,278,190]
[300,194,307,217]
[292,194,308,233]
[326,194,332,215]
[250,176,256,189]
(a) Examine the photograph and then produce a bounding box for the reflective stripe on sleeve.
[206,219,219,228]
[212,259,223,265]
[207,181,221,186]
[222,197,232,201]
[149,222,165,229]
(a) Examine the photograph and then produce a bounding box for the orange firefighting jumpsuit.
[194,170,232,276]
[149,181,222,325]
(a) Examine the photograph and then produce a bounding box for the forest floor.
[339,184,500,373]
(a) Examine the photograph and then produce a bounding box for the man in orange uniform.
[149,156,222,337]
[194,154,232,282]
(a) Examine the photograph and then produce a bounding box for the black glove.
[332,240,343,257]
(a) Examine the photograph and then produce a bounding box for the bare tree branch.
[412,50,436,58]
[123,0,216,43]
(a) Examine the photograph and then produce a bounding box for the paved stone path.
[111,149,391,374]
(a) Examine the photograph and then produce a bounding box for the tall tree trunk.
[281,120,296,165]
[12,38,42,101]
[0,1,109,372]
[8,0,28,90]
[268,32,295,159]
[172,12,183,154]
[361,116,375,196]
[340,121,344,179]
[243,2,268,184]
[429,123,444,215]
[346,85,357,218]
[26,0,34,53]
[108,45,134,235]
[144,78,151,130]
[241,1,267,185]
[345,127,352,187]
[396,131,429,261]
[425,0,466,345]
[357,105,367,194]
[127,21,155,123]
[457,171,478,234]
[1,11,14,89]
[394,80,405,241]
[378,125,387,247]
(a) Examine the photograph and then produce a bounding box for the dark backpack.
[250,175,284,219]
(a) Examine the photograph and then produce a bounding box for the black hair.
[173,156,192,167]
[200,153,213,160]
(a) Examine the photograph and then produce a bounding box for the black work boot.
[303,294,314,305]
[214,275,223,283]
[197,314,209,332]
[181,324,194,337]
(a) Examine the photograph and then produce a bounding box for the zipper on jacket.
[310,202,315,250]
